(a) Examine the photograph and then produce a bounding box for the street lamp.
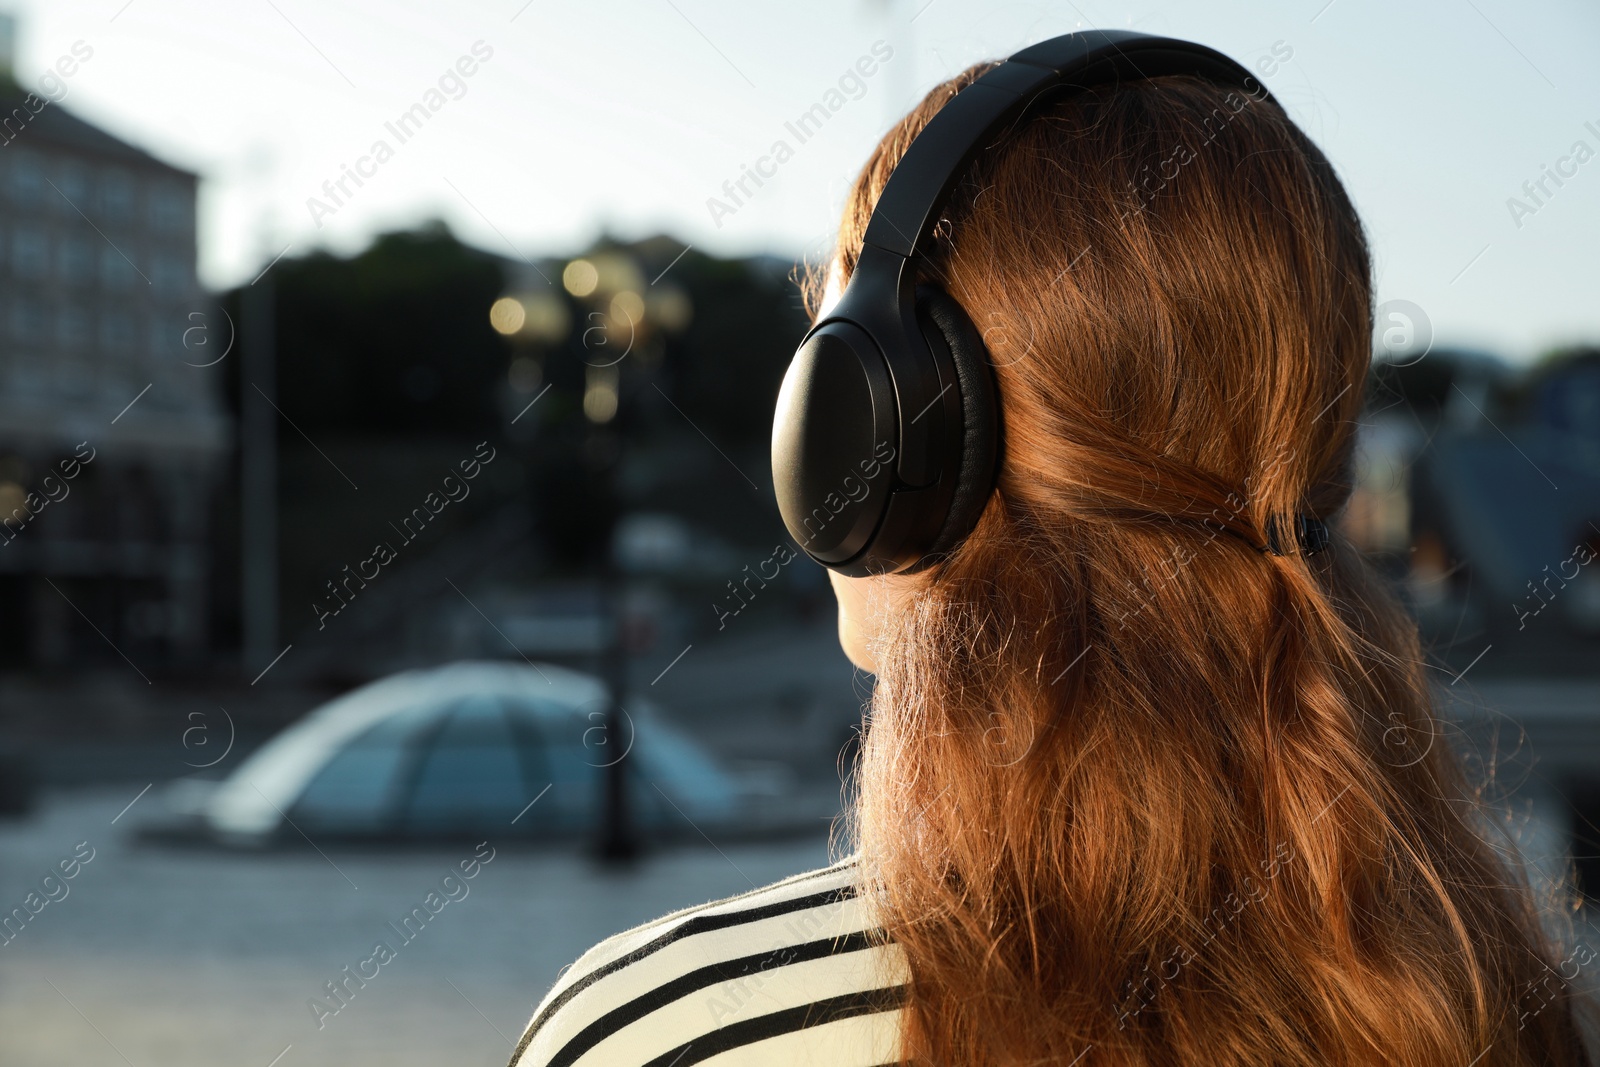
[491,250,691,864]
[569,252,688,864]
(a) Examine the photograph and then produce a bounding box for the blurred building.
[0,30,228,669]
[1349,349,1600,675]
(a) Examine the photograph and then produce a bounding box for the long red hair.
[825,64,1593,1066]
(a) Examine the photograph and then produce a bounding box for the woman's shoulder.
[509,854,909,1067]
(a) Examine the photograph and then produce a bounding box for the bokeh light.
[489,296,526,335]
[563,259,599,298]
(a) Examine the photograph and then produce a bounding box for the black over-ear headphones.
[770,30,1273,577]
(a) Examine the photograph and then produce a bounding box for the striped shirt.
[508,856,910,1067]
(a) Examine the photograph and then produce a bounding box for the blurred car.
[198,660,741,844]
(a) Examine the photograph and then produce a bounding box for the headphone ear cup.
[914,285,1000,561]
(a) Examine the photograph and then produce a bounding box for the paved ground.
[0,787,841,1067]
[1,778,1593,1067]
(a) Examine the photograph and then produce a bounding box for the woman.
[510,36,1594,1067]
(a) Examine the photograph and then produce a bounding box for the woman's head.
[822,65,1367,669]
[825,64,1591,1066]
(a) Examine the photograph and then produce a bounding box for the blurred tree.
[1365,347,1514,423]
[222,220,510,435]
[215,223,518,668]
[524,240,808,568]
[210,224,812,658]
[670,254,809,446]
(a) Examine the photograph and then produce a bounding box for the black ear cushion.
[915,285,1000,562]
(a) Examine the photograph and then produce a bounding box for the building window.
[10,296,48,342]
[7,152,45,203]
[101,169,136,221]
[57,305,93,351]
[151,253,190,296]
[100,309,135,353]
[0,103,35,148]
[11,225,48,276]
[100,245,138,290]
[150,310,205,363]
[54,162,92,212]
[146,313,168,359]
[59,236,95,284]
[149,183,190,231]
[55,356,93,397]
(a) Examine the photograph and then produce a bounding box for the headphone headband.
[773,31,1274,577]
[864,30,1272,259]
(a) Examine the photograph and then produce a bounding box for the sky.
[5,0,1598,364]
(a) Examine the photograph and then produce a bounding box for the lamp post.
[573,255,642,866]
[240,278,277,674]
[492,250,691,865]
[596,508,635,863]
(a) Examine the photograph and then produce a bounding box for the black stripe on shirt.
[514,878,861,1062]
[639,985,910,1067]
[544,928,887,1067]
[583,856,859,951]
